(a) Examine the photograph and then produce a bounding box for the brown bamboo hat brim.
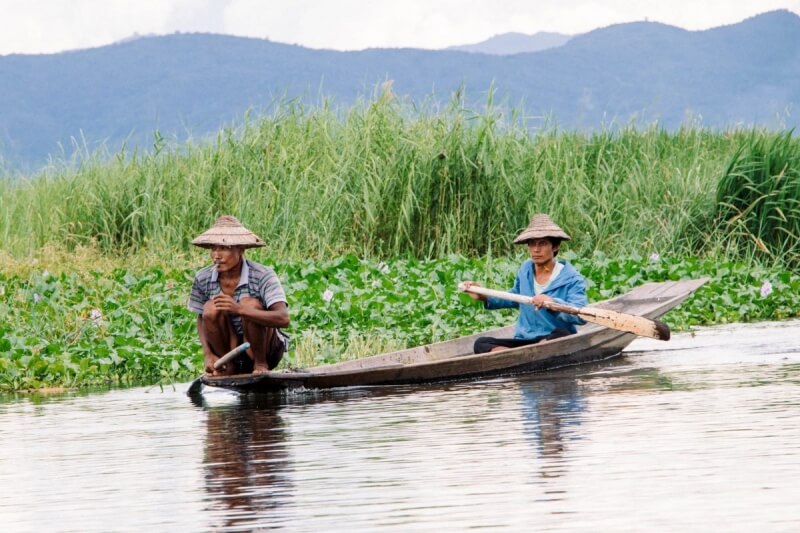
[191,215,265,249]
[513,214,571,244]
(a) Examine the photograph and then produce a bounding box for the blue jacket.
[485,259,588,339]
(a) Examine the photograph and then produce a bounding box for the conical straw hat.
[191,215,265,249]
[513,214,571,244]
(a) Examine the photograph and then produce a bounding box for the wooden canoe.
[200,278,708,394]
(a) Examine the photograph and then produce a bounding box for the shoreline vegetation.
[1,95,799,393]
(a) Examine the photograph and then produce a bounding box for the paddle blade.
[186,376,203,396]
[578,307,671,341]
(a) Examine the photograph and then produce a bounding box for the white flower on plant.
[372,279,381,288]
[649,252,660,262]
[33,293,41,304]
[322,289,334,303]
[90,309,103,322]
[760,280,773,298]
[378,262,390,274]
[42,270,50,278]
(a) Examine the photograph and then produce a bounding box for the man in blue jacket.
[463,214,587,353]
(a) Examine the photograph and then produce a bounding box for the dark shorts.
[231,328,287,372]
[473,328,571,354]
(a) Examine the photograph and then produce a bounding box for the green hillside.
[1,10,798,168]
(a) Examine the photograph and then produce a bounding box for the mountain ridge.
[1,10,798,171]
[446,31,572,55]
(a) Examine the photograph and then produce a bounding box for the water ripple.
[1,320,799,531]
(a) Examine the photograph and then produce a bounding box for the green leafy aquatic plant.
[0,266,198,392]
[1,252,797,392]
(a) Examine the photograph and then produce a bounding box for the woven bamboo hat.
[191,215,265,249]
[513,214,571,244]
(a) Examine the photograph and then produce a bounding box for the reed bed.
[1,94,798,265]
[712,131,800,262]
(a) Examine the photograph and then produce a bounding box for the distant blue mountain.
[446,31,571,54]
[1,10,798,170]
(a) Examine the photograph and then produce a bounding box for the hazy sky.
[2,0,799,55]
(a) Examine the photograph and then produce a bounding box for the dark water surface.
[2,320,799,532]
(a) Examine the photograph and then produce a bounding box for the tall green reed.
[0,91,791,263]
[711,130,800,265]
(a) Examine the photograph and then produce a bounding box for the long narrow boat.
[200,278,708,394]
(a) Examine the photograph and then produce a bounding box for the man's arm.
[208,295,290,328]
[239,300,290,328]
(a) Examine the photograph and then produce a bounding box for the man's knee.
[240,298,265,332]
[239,297,264,311]
[202,300,220,320]
[473,336,495,354]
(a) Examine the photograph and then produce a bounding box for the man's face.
[211,245,244,273]
[527,238,557,265]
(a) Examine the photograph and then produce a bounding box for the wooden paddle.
[458,283,671,341]
[186,342,251,396]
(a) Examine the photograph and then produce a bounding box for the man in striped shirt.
[187,216,290,376]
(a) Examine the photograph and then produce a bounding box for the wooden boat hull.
[201,278,708,394]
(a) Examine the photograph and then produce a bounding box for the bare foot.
[252,365,270,375]
[489,346,511,353]
[205,359,237,377]
[204,354,220,375]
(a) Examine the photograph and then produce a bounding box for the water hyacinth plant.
[1,251,798,392]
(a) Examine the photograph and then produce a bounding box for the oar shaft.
[459,283,670,341]
[187,342,251,396]
[460,285,579,314]
[460,284,535,306]
[213,342,251,370]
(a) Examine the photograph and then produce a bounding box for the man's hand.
[531,294,554,309]
[211,293,241,315]
[461,281,487,301]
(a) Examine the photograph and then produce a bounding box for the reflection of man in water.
[519,378,586,479]
[196,396,292,530]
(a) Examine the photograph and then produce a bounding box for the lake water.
[1,320,799,532]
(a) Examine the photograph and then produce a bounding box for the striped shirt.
[187,259,288,336]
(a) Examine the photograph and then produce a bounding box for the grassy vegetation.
[2,95,797,264]
[1,95,799,392]
[713,130,800,261]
